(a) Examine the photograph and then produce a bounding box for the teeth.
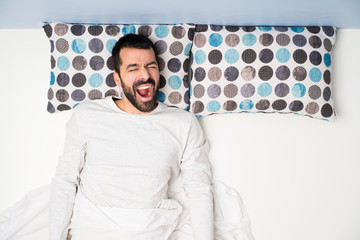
[137,85,151,90]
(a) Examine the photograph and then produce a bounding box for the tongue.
[138,88,150,97]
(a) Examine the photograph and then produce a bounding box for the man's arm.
[180,114,214,240]
[49,110,86,240]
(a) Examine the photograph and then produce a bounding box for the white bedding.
[0,181,254,240]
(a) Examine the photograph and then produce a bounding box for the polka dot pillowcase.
[43,23,194,113]
[189,25,336,121]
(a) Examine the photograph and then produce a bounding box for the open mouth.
[135,84,154,100]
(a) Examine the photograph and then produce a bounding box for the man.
[49,34,214,240]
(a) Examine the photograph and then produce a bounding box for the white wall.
[0,28,359,240]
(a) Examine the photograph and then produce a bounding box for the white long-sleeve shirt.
[49,96,214,240]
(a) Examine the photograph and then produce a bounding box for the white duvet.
[0,181,254,240]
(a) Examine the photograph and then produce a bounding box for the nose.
[138,67,150,80]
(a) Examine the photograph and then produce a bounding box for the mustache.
[133,78,156,90]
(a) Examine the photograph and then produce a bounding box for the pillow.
[43,23,194,113]
[189,25,336,121]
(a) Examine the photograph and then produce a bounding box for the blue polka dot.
[50,72,55,85]
[209,33,223,47]
[291,27,305,33]
[292,83,306,98]
[239,99,254,110]
[120,91,123,98]
[106,39,117,53]
[72,39,86,54]
[73,103,80,108]
[57,56,70,71]
[195,50,206,64]
[155,26,170,38]
[207,100,221,112]
[189,85,193,97]
[276,48,291,63]
[258,83,272,97]
[324,53,331,67]
[258,26,272,32]
[168,76,182,90]
[225,49,239,64]
[89,73,104,88]
[309,67,322,82]
[122,25,136,35]
[184,43,191,57]
[242,34,257,46]
[157,91,166,102]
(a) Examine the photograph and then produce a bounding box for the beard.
[120,77,159,113]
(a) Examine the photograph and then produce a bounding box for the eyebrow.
[126,61,158,70]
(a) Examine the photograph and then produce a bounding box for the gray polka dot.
[192,101,204,114]
[194,67,206,82]
[241,66,256,81]
[47,101,55,113]
[106,73,116,87]
[307,26,320,34]
[305,102,319,114]
[43,24,52,38]
[48,88,54,100]
[207,84,221,98]
[210,25,223,31]
[274,26,288,32]
[183,75,189,89]
[157,57,165,71]
[105,25,120,36]
[224,84,238,98]
[56,38,69,53]
[172,26,186,39]
[168,58,181,73]
[225,26,240,32]
[105,89,119,97]
[89,38,104,53]
[293,35,307,47]
[224,66,239,81]
[54,24,68,36]
[208,67,222,82]
[293,66,307,81]
[223,100,237,111]
[323,87,331,101]
[259,66,273,81]
[183,58,190,73]
[72,73,87,87]
[106,56,114,71]
[324,38,333,52]
[276,65,290,80]
[309,36,322,48]
[259,33,273,46]
[289,100,304,112]
[242,49,256,64]
[72,56,87,71]
[225,34,240,47]
[57,73,70,87]
[138,26,152,37]
[51,56,56,69]
[57,104,71,111]
[208,50,222,64]
[154,40,167,55]
[276,34,290,46]
[241,83,255,98]
[293,49,308,64]
[275,83,290,97]
[50,40,54,53]
[88,89,103,100]
[169,41,183,56]
[256,99,270,110]
[71,25,86,36]
[272,99,287,110]
[169,92,182,104]
[71,89,86,101]
[90,56,104,71]
[259,49,274,63]
[310,51,322,65]
[321,103,333,118]
[193,84,205,98]
[56,89,69,102]
[194,33,206,48]
[324,70,331,84]
[184,90,190,104]
[159,75,166,88]
[308,85,321,99]
[88,25,103,36]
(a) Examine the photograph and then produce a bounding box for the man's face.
[114,47,160,113]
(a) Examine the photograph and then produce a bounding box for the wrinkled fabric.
[0,181,254,240]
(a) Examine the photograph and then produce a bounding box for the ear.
[113,70,121,87]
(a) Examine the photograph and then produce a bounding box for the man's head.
[112,34,160,114]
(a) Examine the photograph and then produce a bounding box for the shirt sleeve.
[49,110,86,240]
[180,114,214,240]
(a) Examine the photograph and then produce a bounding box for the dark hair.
[111,34,157,75]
